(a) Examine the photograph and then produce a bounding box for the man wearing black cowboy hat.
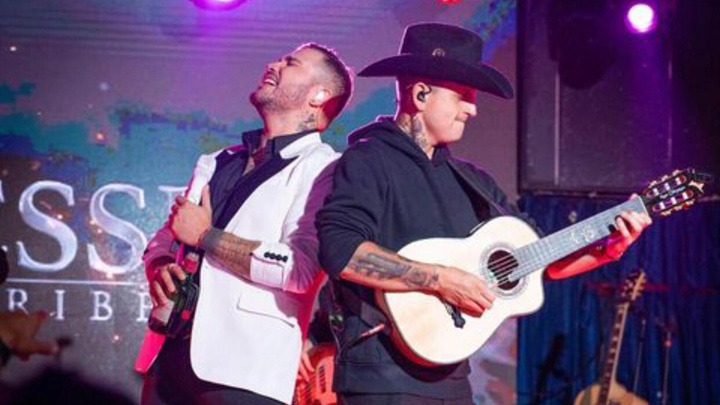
[316,23,650,404]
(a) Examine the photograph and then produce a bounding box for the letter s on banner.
[17,181,78,272]
[88,183,148,275]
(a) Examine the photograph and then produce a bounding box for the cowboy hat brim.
[358,54,513,99]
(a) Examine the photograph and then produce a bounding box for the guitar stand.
[631,315,647,394]
[653,317,676,405]
[661,328,673,405]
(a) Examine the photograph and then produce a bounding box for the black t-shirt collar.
[241,128,317,161]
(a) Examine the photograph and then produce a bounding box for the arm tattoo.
[347,249,439,289]
[199,227,260,279]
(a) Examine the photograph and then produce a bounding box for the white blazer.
[136,133,339,404]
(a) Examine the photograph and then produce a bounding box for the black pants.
[141,338,284,405]
[339,393,474,405]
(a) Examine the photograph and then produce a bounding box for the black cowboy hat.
[358,23,513,99]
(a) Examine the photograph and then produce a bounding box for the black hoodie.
[317,118,524,398]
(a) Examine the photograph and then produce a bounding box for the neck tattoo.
[297,113,316,132]
[398,115,429,152]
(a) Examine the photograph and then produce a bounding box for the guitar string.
[487,191,692,283]
[472,225,581,284]
[473,246,556,285]
[479,212,619,283]
[448,197,656,287]
[489,244,561,282]
[482,252,525,282]
[488,229,607,283]
[484,197,653,283]
[489,246,570,283]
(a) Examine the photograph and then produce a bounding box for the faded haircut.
[299,43,354,123]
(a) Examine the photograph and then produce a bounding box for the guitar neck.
[598,302,631,404]
[509,197,647,282]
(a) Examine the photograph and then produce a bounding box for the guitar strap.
[329,280,390,339]
[446,159,510,217]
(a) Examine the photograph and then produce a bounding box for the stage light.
[190,0,246,11]
[625,2,658,34]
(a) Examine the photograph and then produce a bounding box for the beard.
[250,82,312,113]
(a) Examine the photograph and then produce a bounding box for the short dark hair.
[299,43,353,123]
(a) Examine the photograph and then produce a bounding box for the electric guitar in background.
[378,168,711,366]
[293,343,336,405]
[574,270,648,405]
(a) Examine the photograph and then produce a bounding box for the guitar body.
[293,343,337,405]
[378,216,544,366]
[377,169,708,366]
[574,381,649,405]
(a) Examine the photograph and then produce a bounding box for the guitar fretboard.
[598,301,631,404]
[505,197,647,283]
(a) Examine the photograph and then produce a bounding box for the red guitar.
[293,343,336,405]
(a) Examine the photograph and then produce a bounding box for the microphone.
[171,157,215,259]
[149,157,215,338]
[184,157,215,205]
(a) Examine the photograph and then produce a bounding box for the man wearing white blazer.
[136,43,353,405]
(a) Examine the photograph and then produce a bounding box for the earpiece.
[416,88,431,102]
[313,91,327,103]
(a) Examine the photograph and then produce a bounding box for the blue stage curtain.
[516,194,720,405]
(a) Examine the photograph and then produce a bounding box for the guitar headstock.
[619,269,646,304]
[641,168,713,217]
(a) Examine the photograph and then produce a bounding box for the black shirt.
[317,119,523,398]
[209,129,316,229]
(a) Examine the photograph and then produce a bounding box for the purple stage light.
[625,3,658,34]
[190,0,246,11]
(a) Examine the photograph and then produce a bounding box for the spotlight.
[625,2,658,34]
[190,0,246,11]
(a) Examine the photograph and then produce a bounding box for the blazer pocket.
[235,288,298,328]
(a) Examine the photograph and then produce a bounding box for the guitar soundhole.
[488,250,519,291]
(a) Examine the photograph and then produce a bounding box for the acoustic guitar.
[574,270,648,405]
[377,168,710,366]
[293,343,336,405]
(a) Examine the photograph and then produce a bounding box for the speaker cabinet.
[519,0,719,193]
